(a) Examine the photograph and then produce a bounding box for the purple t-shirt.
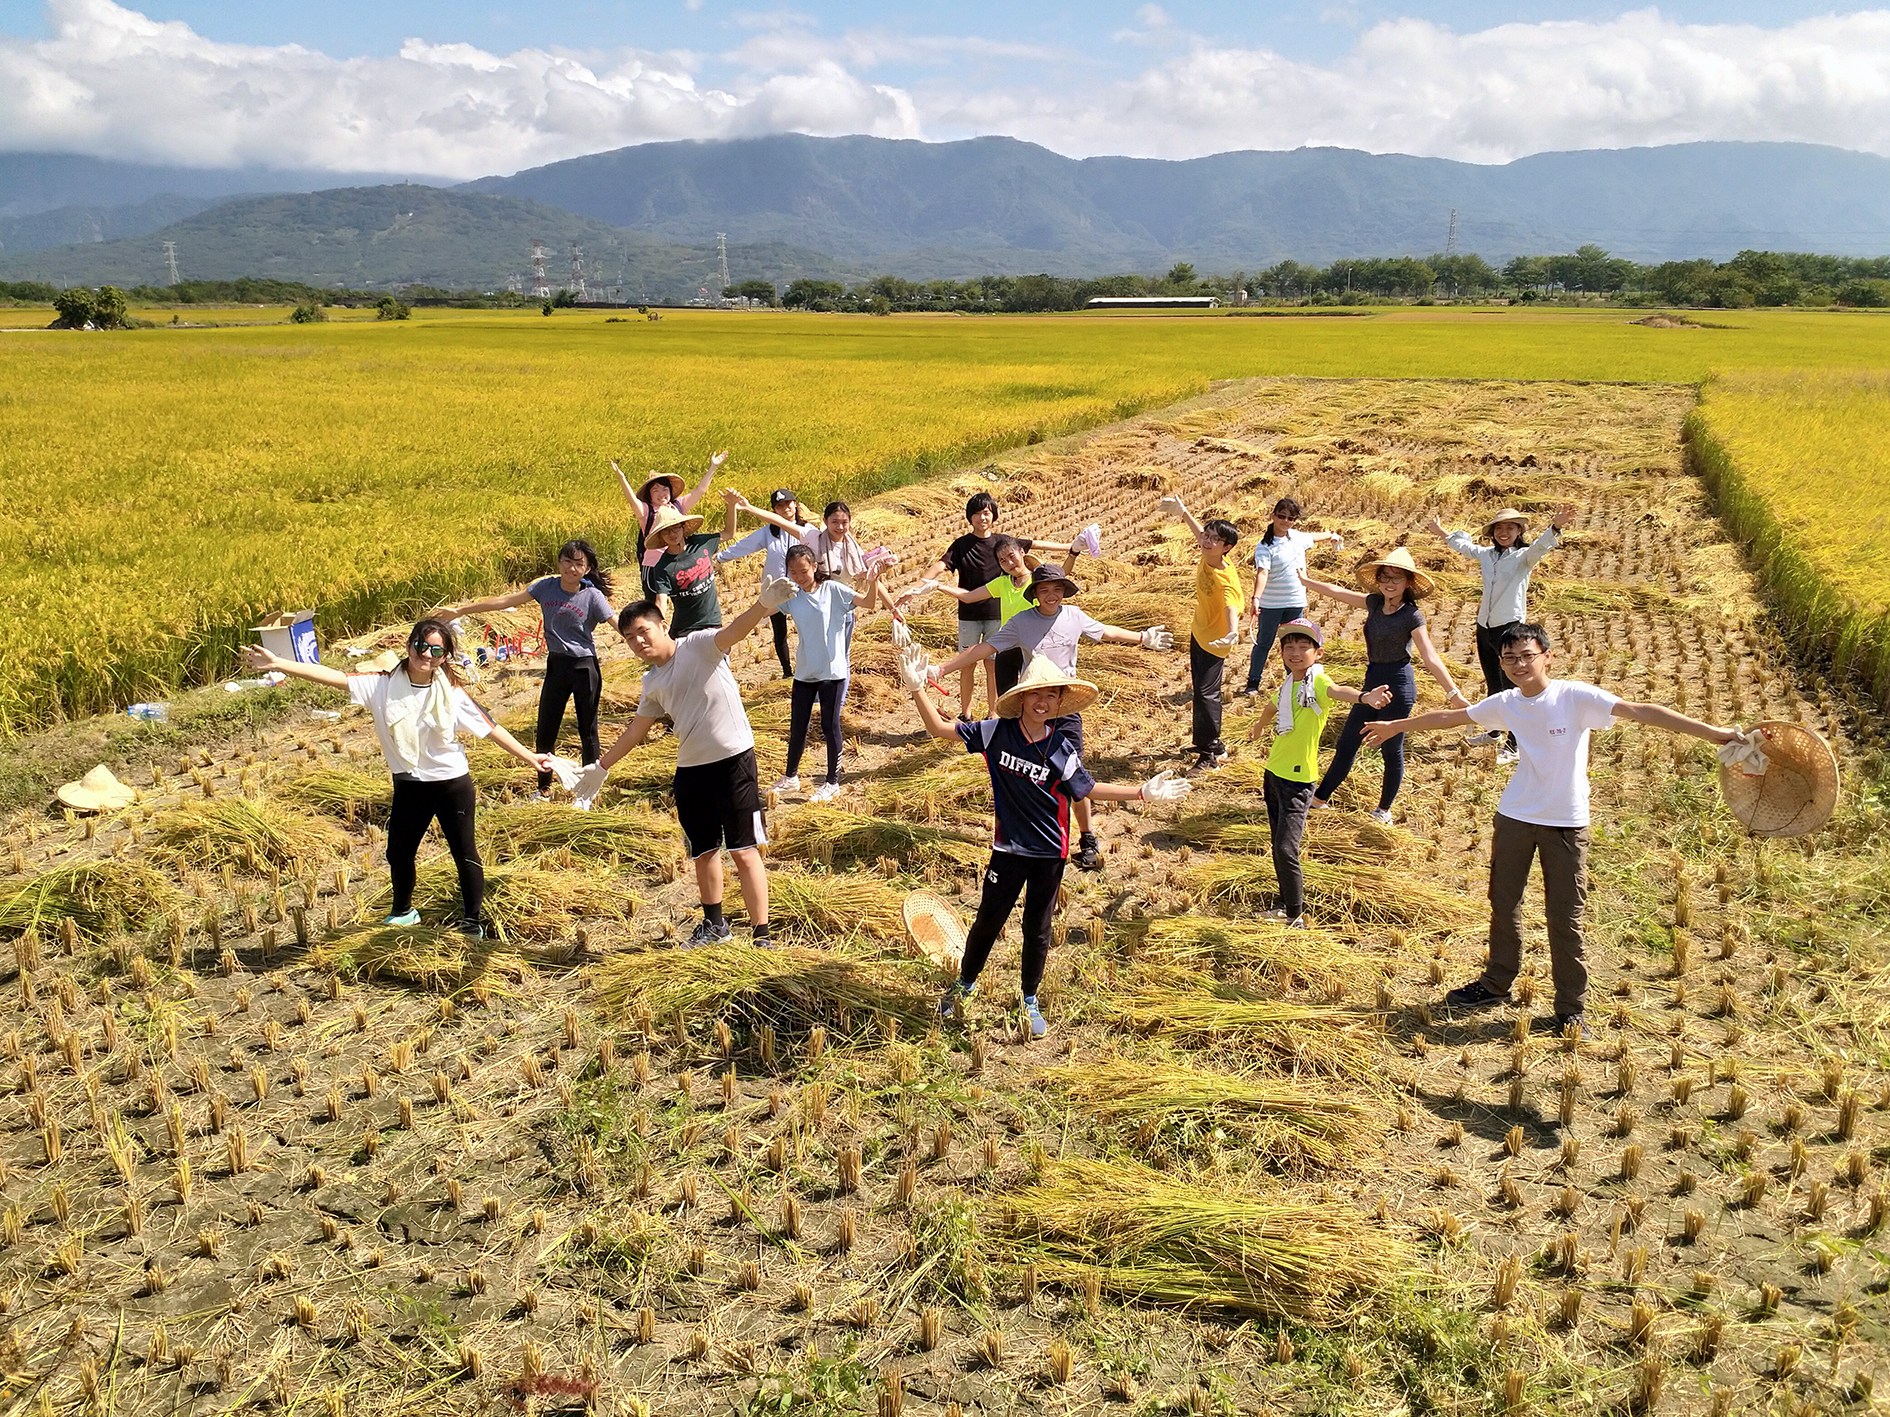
[527,578,613,658]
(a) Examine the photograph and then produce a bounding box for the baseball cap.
[770,488,796,506]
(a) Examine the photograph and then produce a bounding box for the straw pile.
[989,1156,1403,1324]
[281,766,390,821]
[1133,916,1375,998]
[373,860,636,942]
[479,801,678,863]
[771,805,984,871]
[732,871,909,943]
[1188,856,1476,928]
[1104,977,1380,1078]
[594,940,936,1035]
[0,861,179,943]
[307,924,508,990]
[149,796,350,874]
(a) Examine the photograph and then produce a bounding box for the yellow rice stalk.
[1046,1059,1374,1169]
[149,796,350,874]
[1188,855,1475,929]
[987,1155,1404,1324]
[307,924,512,991]
[594,940,935,1035]
[372,860,635,943]
[733,872,908,943]
[280,766,391,821]
[478,801,678,862]
[771,805,984,871]
[1104,977,1380,1078]
[1173,807,1418,866]
[861,751,993,821]
[1134,917,1375,998]
[0,861,180,942]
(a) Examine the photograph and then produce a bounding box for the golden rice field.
[3,305,1890,736]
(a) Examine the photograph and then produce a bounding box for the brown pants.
[1481,812,1591,1017]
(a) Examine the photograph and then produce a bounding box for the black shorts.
[675,749,767,859]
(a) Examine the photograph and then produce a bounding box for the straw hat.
[1022,564,1082,602]
[1353,546,1435,597]
[1719,720,1839,839]
[358,648,403,673]
[57,765,134,813]
[902,889,966,968]
[646,504,704,540]
[639,473,686,504]
[995,656,1100,718]
[1482,508,1532,540]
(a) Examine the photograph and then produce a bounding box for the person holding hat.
[574,577,799,949]
[1362,623,1741,1038]
[1427,503,1578,764]
[1297,547,1467,822]
[437,539,615,801]
[245,619,556,938]
[644,503,725,637]
[1261,619,1394,927]
[773,544,884,801]
[918,561,1176,871]
[895,644,1191,1038]
[1243,497,1345,697]
[612,450,727,596]
[1158,494,1245,777]
[716,488,807,678]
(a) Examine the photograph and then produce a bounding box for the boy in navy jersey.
[898,649,1191,1038]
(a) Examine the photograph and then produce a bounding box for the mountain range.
[2,136,1887,296]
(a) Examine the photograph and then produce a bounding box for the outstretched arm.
[596,715,660,771]
[713,580,794,656]
[487,724,556,773]
[731,494,802,538]
[678,449,729,513]
[1159,494,1204,539]
[439,588,534,616]
[934,639,999,678]
[1297,567,1369,610]
[242,645,349,692]
[1410,627,1468,707]
[610,460,646,516]
[1612,701,1738,745]
[1362,706,1474,747]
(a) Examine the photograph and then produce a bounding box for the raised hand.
[1139,626,1174,651]
[1158,494,1187,520]
[897,642,930,692]
[758,577,797,611]
[1425,514,1447,537]
[710,449,730,468]
[1551,502,1578,528]
[1140,770,1192,805]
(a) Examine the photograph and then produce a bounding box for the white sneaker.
[1464,730,1501,746]
[1496,748,1519,766]
[771,775,800,794]
[809,781,840,803]
[530,792,551,803]
[1368,808,1394,826]
[1073,524,1103,559]
[1308,798,1331,811]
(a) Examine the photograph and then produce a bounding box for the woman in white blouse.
[1243,497,1345,695]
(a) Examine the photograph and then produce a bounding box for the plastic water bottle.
[127,703,170,723]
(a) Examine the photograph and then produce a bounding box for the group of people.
[241,458,1754,1040]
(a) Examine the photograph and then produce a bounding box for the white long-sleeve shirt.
[1446,525,1561,627]
[715,524,799,581]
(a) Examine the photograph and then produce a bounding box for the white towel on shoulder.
[1275,673,1323,736]
[385,668,458,773]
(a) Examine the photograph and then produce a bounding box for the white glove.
[889,616,912,650]
[546,756,585,791]
[1208,631,1239,651]
[1140,770,1192,805]
[1717,727,1769,777]
[571,763,609,811]
[1140,625,1174,651]
[758,577,796,611]
[897,643,931,693]
[1158,495,1187,520]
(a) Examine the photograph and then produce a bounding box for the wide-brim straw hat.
[1023,564,1082,601]
[358,648,403,674]
[995,656,1100,718]
[1482,508,1532,540]
[1354,546,1435,597]
[639,472,686,504]
[646,504,704,540]
[1719,720,1839,838]
[902,889,966,968]
[57,765,134,812]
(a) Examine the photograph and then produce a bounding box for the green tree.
[782,279,845,309]
[725,279,777,306]
[289,301,326,323]
[375,297,411,321]
[1163,262,1198,290]
[50,287,95,329]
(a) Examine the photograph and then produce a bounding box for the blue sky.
[2,1,1888,175]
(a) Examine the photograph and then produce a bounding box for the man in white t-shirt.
[1364,623,1739,1038]
[577,577,796,948]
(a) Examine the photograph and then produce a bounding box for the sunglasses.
[412,643,449,659]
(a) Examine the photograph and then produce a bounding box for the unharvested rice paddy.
[0,356,1886,1414]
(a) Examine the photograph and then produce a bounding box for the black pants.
[994,647,1026,699]
[769,611,792,678]
[388,774,483,925]
[960,852,1066,999]
[1475,622,1519,748]
[785,678,843,784]
[1189,636,1227,756]
[1316,662,1416,811]
[535,653,601,790]
[1263,770,1315,920]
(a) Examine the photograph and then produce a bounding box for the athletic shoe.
[1073,524,1103,559]
[1443,979,1510,1011]
[530,792,552,803]
[1496,748,1519,766]
[384,909,421,928]
[809,781,840,803]
[1259,908,1289,920]
[1285,916,1307,930]
[685,917,733,949]
[1308,797,1331,811]
[1464,730,1502,746]
[1075,832,1103,872]
[459,920,484,939]
[1021,995,1048,1039]
[939,979,976,1018]
[1185,754,1219,778]
[1240,684,1261,697]
[771,775,800,794]
[1551,1012,1588,1042]
[1368,808,1394,826]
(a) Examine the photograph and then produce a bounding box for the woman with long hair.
[1243,496,1344,695]
[244,619,554,936]
[611,449,727,595]
[439,539,615,798]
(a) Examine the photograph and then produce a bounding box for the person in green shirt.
[925,535,1076,694]
[1263,619,1392,927]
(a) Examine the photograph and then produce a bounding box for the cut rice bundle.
[479,801,677,863]
[148,796,350,874]
[732,871,909,943]
[1188,855,1475,929]
[280,766,391,821]
[1133,916,1375,998]
[371,860,636,943]
[307,924,511,990]
[594,940,936,1036]
[988,1155,1404,1324]
[771,805,984,872]
[1103,977,1379,1078]
[0,861,179,943]
[1173,807,1418,866]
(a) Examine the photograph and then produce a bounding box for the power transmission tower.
[1444,210,1459,257]
[716,233,730,303]
[530,240,549,299]
[162,241,180,285]
[569,243,587,302]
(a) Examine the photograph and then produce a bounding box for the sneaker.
[1073,524,1103,559]
[458,919,484,940]
[1185,754,1219,778]
[384,909,421,928]
[1496,748,1519,766]
[1260,908,1289,920]
[809,781,840,803]
[1551,1012,1588,1042]
[1464,729,1501,746]
[1443,979,1511,1011]
[1308,797,1331,811]
[530,792,552,804]
[684,917,733,949]
[1368,808,1394,826]
[1021,995,1048,1039]
[1075,832,1103,872]
[1285,916,1307,930]
[939,979,976,1018]
[770,775,800,794]
[1241,685,1260,697]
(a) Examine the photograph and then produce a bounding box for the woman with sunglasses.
[244,620,555,937]
[1243,497,1344,696]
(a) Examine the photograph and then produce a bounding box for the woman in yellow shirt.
[1160,494,1244,775]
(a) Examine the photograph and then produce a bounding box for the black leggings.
[769,611,792,678]
[535,654,601,790]
[388,774,483,925]
[960,852,1066,999]
[1315,662,1416,812]
[1475,622,1519,748]
[785,678,843,784]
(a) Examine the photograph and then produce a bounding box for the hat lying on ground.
[646,504,705,539]
[995,655,1100,718]
[1718,720,1839,838]
[57,765,134,812]
[902,889,966,968]
[1022,563,1082,602]
[1353,546,1435,597]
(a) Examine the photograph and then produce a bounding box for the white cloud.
[5,1,1890,176]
